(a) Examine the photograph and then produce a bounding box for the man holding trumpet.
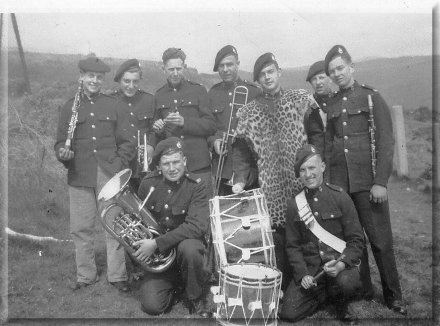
[208,45,260,196]
[113,58,155,191]
[280,144,364,323]
[54,56,134,292]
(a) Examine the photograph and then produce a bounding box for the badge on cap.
[176,141,182,149]
[232,47,237,54]
[338,47,343,54]
[271,54,276,61]
[311,147,316,153]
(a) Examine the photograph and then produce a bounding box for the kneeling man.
[280,144,364,323]
[133,137,212,317]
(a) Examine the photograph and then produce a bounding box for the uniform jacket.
[113,89,156,177]
[138,170,210,253]
[154,80,216,172]
[285,183,364,285]
[232,89,316,228]
[54,92,135,187]
[304,93,332,155]
[207,78,261,180]
[325,81,394,193]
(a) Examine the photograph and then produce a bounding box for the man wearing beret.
[324,45,406,315]
[208,45,261,196]
[231,52,318,287]
[280,144,364,323]
[113,58,155,191]
[153,48,216,198]
[54,56,135,292]
[304,60,333,155]
[133,137,212,318]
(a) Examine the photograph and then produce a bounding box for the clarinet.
[367,94,377,178]
[64,80,84,151]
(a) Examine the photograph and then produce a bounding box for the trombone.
[213,85,248,196]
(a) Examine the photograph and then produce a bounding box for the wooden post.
[11,13,31,94]
[390,105,409,177]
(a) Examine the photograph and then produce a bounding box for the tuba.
[98,169,175,273]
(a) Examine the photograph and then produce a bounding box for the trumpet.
[213,85,249,196]
[137,130,150,173]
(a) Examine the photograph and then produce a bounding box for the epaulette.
[144,169,162,179]
[188,80,204,88]
[184,172,202,184]
[242,79,260,89]
[360,84,378,92]
[138,89,154,96]
[325,182,343,192]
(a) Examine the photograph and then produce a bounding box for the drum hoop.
[220,264,282,283]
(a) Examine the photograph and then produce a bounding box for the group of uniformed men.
[54,43,407,322]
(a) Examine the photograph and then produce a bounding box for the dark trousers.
[350,191,402,303]
[139,239,210,315]
[280,268,362,322]
[272,229,293,290]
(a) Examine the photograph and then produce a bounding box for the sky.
[3,0,437,73]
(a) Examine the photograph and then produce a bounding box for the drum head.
[223,264,281,282]
[98,169,132,201]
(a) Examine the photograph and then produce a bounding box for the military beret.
[253,52,278,81]
[152,137,185,167]
[213,45,238,72]
[306,60,325,82]
[78,56,110,73]
[114,58,141,82]
[294,144,321,178]
[162,48,186,64]
[324,45,351,75]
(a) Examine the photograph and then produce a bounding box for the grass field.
[3,52,434,325]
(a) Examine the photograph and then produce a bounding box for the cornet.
[137,130,150,173]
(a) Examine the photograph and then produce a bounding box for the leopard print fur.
[235,89,317,228]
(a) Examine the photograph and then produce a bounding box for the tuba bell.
[98,169,175,273]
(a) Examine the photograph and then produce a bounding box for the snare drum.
[212,263,282,326]
[209,189,276,268]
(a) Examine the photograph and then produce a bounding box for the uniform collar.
[166,79,187,91]
[339,80,358,94]
[163,174,185,187]
[305,185,323,197]
[221,78,242,89]
[262,88,284,101]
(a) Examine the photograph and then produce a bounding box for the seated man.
[280,144,364,323]
[133,137,212,318]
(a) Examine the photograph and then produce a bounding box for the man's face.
[258,63,281,94]
[328,56,354,89]
[164,58,186,87]
[80,71,105,95]
[299,155,325,190]
[309,72,332,96]
[119,71,141,97]
[159,152,186,182]
[218,54,240,83]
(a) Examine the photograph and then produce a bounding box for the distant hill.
[8,50,431,110]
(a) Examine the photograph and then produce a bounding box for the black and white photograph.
[1,0,437,325]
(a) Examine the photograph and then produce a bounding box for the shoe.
[109,281,129,293]
[185,297,212,318]
[336,302,358,325]
[71,282,92,291]
[386,299,407,315]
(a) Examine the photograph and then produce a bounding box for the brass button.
[342,121,347,126]
[131,124,135,127]
[90,112,94,116]
[330,214,334,218]
[342,97,347,101]
[229,92,232,96]
[90,101,94,105]
[182,209,185,213]
[342,109,346,113]
[344,136,348,140]
[344,149,348,153]
[174,99,178,103]
[91,124,96,128]
[165,216,169,221]
[314,197,318,202]
[93,149,97,153]
[106,117,110,120]
[164,204,169,209]
[188,101,192,104]
[128,103,132,107]
[314,212,319,216]
[180,135,184,139]
[130,112,134,115]
[92,137,96,140]
[168,189,172,193]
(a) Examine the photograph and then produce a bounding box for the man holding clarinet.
[280,144,364,323]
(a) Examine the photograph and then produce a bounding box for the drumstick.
[313,254,346,282]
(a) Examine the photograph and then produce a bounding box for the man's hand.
[132,239,158,264]
[164,112,184,126]
[146,144,154,165]
[232,182,245,194]
[301,275,317,289]
[323,260,345,278]
[153,119,165,132]
[214,138,227,155]
[58,147,74,161]
[370,184,388,204]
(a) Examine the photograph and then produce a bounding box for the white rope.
[5,227,73,243]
